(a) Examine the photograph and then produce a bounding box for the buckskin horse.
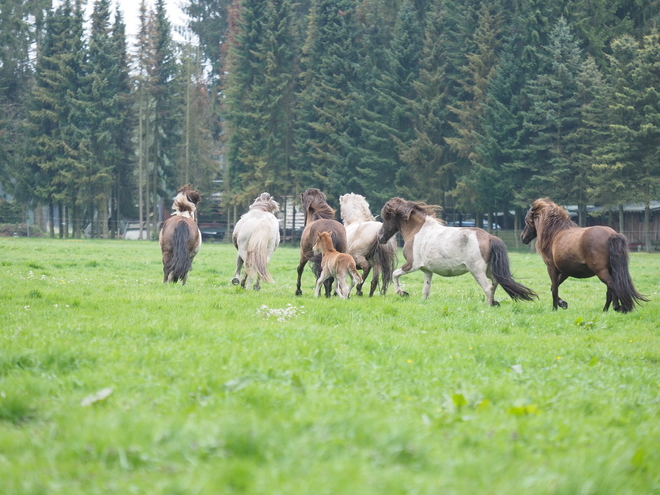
[521,197,647,312]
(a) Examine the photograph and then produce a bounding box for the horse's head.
[301,188,324,212]
[521,198,555,244]
[340,193,375,224]
[172,185,201,215]
[301,188,335,220]
[251,192,280,213]
[377,198,407,243]
[520,206,538,245]
[313,231,333,254]
[178,184,201,206]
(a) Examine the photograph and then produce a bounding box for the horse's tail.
[372,237,398,294]
[350,264,363,285]
[169,221,192,283]
[609,234,648,312]
[245,225,274,283]
[489,237,537,302]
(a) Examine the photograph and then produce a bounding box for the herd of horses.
[160,185,648,313]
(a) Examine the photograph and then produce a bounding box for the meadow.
[1,237,659,494]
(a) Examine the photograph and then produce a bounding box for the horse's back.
[305,219,347,251]
[414,220,487,274]
[552,226,616,277]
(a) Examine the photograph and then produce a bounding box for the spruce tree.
[395,2,453,206]
[294,0,364,202]
[517,17,585,208]
[358,0,424,204]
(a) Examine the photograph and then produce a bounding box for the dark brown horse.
[159,185,202,285]
[295,188,348,297]
[521,197,647,312]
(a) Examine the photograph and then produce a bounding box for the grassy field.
[1,237,659,494]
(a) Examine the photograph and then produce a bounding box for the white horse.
[339,193,398,296]
[232,192,280,290]
[377,197,537,305]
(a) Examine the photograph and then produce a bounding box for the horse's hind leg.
[253,275,261,291]
[471,269,497,306]
[232,255,244,285]
[595,269,619,312]
[353,255,370,296]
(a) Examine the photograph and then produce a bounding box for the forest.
[1,0,660,240]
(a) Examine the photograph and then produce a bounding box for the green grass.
[1,237,659,494]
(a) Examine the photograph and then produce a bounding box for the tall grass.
[1,237,659,494]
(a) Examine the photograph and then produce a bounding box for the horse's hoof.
[400,291,409,297]
[295,290,302,296]
[231,278,240,285]
[356,291,363,296]
[253,285,260,291]
[492,300,500,307]
[559,300,568,310]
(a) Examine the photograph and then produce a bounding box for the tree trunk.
[644,202,651,252]
[49,202,54,238]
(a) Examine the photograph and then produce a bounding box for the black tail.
[489,237,537,302]
[609,234,648,312]
[168,222,192,284]
[372,238,398,294]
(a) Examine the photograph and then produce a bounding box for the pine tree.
[517,17,585,208]
[149,0,180,236]
[358,0,424,204]
[0,0,50,205]
[86,0,122,238]
[395,2,453,206]
[110,7,135,237]
[294,0,364,202]
[445,4,502,224]
[25,0,89,237]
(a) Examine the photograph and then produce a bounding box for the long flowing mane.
[529,198,577,255]
[340,193,376,224]
[301,188,336,221]
[381,197,443,224]
[171,184,201,217]
[249,192,280,214]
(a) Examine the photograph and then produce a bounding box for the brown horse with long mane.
[521,197,647,312]
[295,188,348,297]
[159,185,202,285]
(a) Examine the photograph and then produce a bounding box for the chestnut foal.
[312,231,362,299]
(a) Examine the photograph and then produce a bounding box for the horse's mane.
[172,184,201,216]
[249,192,280,213]
[301,188,336,221]
[381,197,444,224]
[340,193,376,224]
[530,198,577,255]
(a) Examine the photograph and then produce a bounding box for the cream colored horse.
[339,193,398,296]
[232,192,281,290]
